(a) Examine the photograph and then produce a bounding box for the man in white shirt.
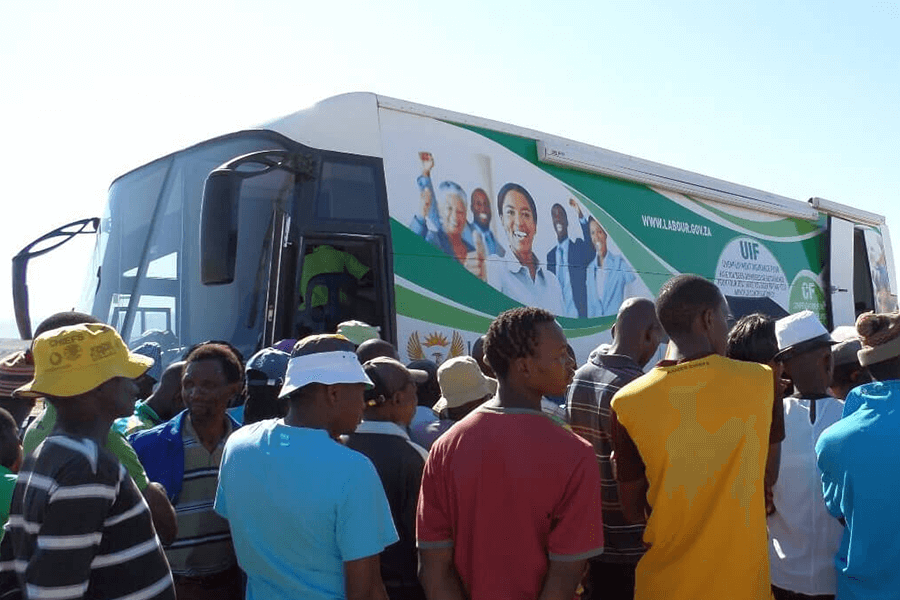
[487,183,565,315]
[769,311,843,600]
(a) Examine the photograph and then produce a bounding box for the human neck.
[284,403,331,432]
[493,380,542,411]
[54,414,112,445]
[667,337,717,362]
[189,413,227,452]
[607,340,642,365]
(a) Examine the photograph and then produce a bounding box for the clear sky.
[1,0,898,337]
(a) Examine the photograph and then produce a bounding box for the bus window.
[294,241,381,338]
[853,229,875,318]
[315,160,383,222]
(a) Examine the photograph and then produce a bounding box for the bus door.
[828,216,898,328]
[287,152,395,344]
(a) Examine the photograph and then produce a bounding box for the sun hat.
[15,323,153,399]
[0,351,34,398]
[855,311,900,367]
[363,357,428,406]
[433,356,498,413]
[773,310,836,362]
[279,334,373,399]
[246,347,290,387]
[335,321,380,346]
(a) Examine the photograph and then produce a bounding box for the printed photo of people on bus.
[403,148,639,319]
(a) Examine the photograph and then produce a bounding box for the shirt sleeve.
[105,431,150,491]
[24,463,116,600]
[609,408,646,484]
[213,446,230,520]
[565,373,602,460]
[768,369,785,444]
[816,430,846,521]
[336,455,398,562]
[416,445,454,549]
[547,443,604,561]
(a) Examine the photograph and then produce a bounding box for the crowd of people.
[0,273,897,600]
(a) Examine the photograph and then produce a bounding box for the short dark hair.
[182,340,244,365]
[356,339,398,364]
[0,407,20,469]
[656,275,724,338]
[832,362,869,390]
[33,312,101,339]
[484,307,556,379]
[497,183,538,224]
[185,343,244,384]
[726,313,778,364]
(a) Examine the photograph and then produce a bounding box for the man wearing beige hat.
[817,311,900,600]
[768,310,843,600]
[345,357,430,600]
[0,323,175,600]
[411,356,497,450]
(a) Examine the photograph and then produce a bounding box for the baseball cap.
[363,357,428,406]
[279,334,373,399]
[246,347,290,387]
[132,342,162,382]
[16,323,153,399]
[433,356,498,413]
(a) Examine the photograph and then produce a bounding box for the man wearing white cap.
[410,356,497,450]
[768,310,842,600]
[215,334,397,600]
[0,323,175,600]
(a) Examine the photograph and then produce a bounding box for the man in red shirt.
[417,307,604,600]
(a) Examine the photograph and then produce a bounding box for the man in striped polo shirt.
[566,297,664,600]
[0,323,175,600]
[130,343,243,600]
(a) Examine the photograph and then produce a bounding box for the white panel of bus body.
[830,217,856,327]
[261,93,383,158]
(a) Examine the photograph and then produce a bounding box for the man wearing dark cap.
[0,323,175,600]
[768,310,843,599]
[357,338,400,364]
[345,357,429,600]
[817,311,900,600]
[828,336,869,410]
[215,334,397,600]
[242,347,290,424]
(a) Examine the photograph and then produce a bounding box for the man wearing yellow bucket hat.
[0,323,176,600]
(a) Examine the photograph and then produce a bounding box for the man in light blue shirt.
[816,312,900,600]
[215,335,398,600]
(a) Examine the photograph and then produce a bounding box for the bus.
[13,93,898,366]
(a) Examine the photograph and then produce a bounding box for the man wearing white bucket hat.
[215,334,397,600]
[768,310,842,600]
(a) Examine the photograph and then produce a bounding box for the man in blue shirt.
[817,311,900,600]
[215,334,398,600]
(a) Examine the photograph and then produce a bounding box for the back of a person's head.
[484,307,555,380]
[407,359,439,408]
[185,343,244,384]
[726,313,778,364]
[0,407,20,470]
[280,334,369,401]
[356,338,398,364]
[33,311,101,339]
[656,275,723,339]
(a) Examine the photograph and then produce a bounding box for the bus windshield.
[79,133,295,361]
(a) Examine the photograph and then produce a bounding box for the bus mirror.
[200,169,240,285]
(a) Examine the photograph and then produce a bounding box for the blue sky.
[1,0,897,337]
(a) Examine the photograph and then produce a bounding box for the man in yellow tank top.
[610,275,783,600]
